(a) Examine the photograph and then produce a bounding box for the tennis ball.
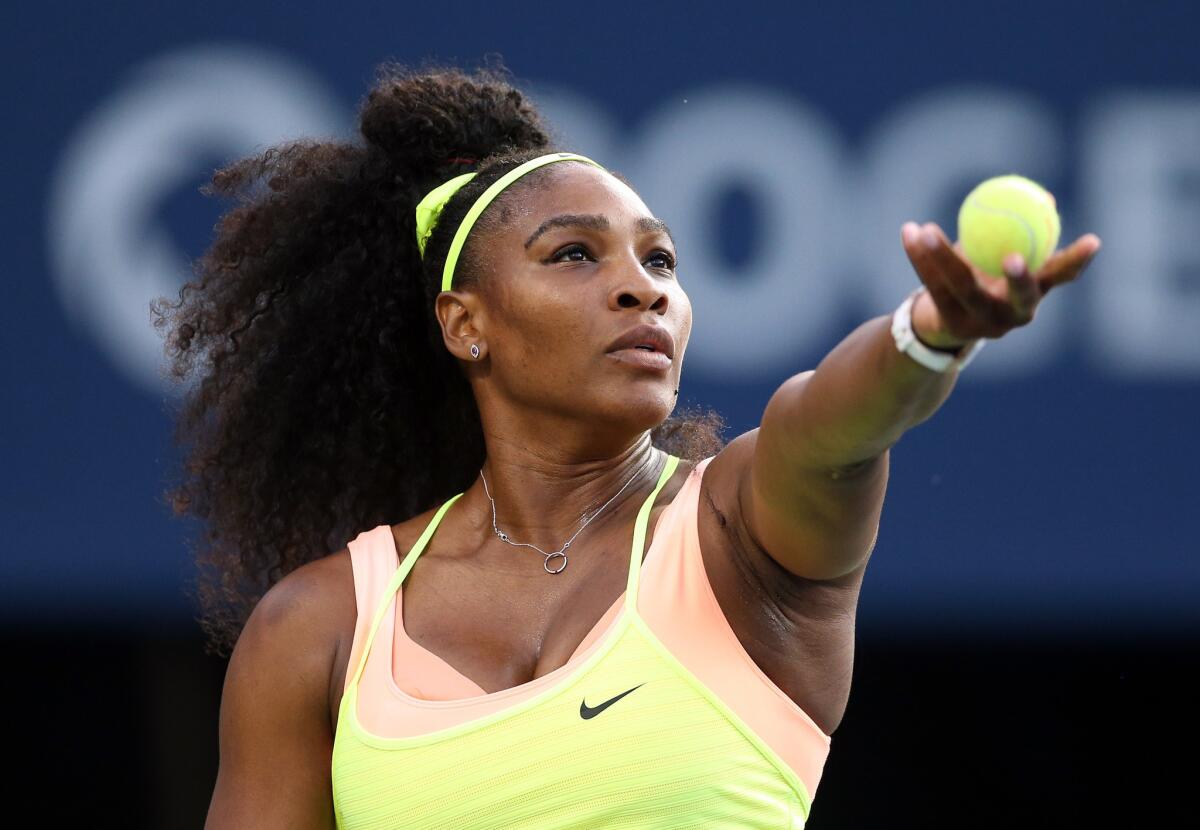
[957,174,1061,277]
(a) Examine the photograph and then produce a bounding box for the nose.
[608,255,669,313]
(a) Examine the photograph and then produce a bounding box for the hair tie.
[446,156,478,165]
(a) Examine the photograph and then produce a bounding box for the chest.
[331,464,857,736]
[393,498,678,695]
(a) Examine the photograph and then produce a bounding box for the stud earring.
[470,343,480,359]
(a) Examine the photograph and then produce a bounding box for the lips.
[606,324,675,359]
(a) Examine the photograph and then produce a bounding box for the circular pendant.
[543,552,568,574]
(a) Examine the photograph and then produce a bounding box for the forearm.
[766,308,966,470]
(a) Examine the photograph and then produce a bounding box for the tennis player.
[156,62,1100,828]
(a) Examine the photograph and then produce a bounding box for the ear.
[434,290,485,361]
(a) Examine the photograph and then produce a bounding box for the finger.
[901,222,970,317]
[1036,233,1102,294]
[918,223,1008,330]
[1002,253,1038,324]
[902,220,969,311]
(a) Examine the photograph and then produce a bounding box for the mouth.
[605,324,676,360]
[607,348,673,372]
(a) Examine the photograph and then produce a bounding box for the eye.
[550,244,593,263]
[647,250,677,271]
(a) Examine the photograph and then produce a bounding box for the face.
[437,162,692,444]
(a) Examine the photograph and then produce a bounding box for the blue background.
[4,0,1197,639]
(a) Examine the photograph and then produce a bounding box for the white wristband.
[890,289,985,373]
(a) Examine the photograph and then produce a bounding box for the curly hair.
[152,60,728,657]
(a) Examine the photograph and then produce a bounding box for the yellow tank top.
[332,453,817,828]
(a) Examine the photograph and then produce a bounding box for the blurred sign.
[5,3,1196,634]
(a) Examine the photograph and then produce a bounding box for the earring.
[470,343,480,359]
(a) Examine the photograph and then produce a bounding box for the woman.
[155,63,1100,828]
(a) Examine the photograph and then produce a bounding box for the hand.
[899,221,1102,349]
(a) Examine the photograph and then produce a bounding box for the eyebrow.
[523,213,676,249]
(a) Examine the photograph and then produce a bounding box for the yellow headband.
[414,152,606,292]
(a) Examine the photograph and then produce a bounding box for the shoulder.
[699,427,867,604]
[207,547,357,826]
[249,547,356,647]
[694,430,751,534]
[231,547,358,723]
[693,432,784,595]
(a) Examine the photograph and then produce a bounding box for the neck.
[471,434,664,548]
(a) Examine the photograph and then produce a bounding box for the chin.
[621,389,679,426]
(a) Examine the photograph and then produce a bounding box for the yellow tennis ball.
[957,174,1061,277]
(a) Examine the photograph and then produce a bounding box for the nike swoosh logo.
[579,683,645,719]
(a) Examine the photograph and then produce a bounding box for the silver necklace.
[479,454,655,574]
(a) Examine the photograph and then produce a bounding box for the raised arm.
[738,221,1102,581]
[205,554,353,829]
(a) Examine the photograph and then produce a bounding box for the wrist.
[910,289,972,353]
[890,289,987,374]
